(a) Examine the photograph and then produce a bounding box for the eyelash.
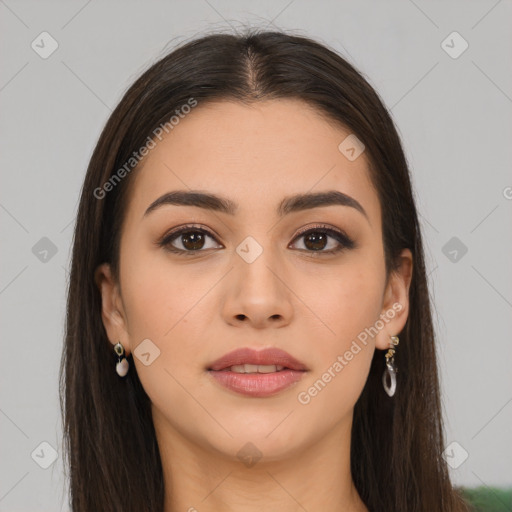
[158,223,355,257]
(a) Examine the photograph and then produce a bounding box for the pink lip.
[207,347,308,398]
[207,347,308,372]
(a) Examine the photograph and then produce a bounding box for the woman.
[59,29,471,511]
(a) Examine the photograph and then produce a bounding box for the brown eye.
[303,231,329,251]
[159,226,222,255]
[290,225,355,255]
[180,231,206,251]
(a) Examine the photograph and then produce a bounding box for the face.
[96,98,412,462]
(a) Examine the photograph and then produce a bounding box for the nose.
[221,247,294,329]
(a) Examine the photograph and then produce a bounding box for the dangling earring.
[114,342,129,377]
[382,335,399,397]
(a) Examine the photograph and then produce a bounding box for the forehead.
[125,98,380,226]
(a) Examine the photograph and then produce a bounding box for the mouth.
[215,364,288,373]
[207,347,308,398]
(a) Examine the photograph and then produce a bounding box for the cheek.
[119,251,216,436]
[290,267,383,415]
[292,260,383,405]
[121,242,209,337]
[302,259,384,349]
[119,245,218,384]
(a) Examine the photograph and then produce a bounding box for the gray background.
[1,0,511,510]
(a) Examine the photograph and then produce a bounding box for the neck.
[153,407,368,512]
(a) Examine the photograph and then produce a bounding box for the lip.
[207,347,308,372]
[207,347,308,398]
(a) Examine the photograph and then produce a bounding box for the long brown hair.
[59,28,471,511]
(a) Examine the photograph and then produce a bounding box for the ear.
[94,263,131,356]
[374,249,413,351]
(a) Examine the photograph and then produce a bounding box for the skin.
[96,98,413,512]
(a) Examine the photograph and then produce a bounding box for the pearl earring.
[114,342,129,377]
[382,335,399,397]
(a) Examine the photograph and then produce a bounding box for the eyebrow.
[143,189,369,222]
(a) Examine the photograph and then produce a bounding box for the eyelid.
[158,224,223,250]
[292,223,349,241]
[289,223,355,252]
